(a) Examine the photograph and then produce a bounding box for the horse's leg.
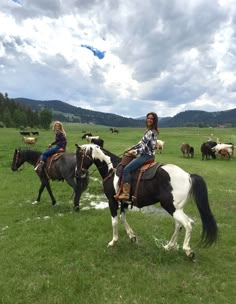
[172,209,194,258]
[66,177,77,210]
[32,183,46,204]
[107,199,119,247]
[163,220,182,251]
[120,203,136,242]
[43,179,57,206]
[65,178,81,210]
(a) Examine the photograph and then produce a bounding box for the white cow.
[212,143,234,158]
[85,135,100,142]
[156,140,165,154]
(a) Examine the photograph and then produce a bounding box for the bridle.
[76,147,115,181]
[76,148,93,178]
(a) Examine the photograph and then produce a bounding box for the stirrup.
[35,161,44,172]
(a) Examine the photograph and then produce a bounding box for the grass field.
[0,125,235,304]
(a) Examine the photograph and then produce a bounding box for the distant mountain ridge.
[14,98,236,127]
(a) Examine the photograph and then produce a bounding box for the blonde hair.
[53,121,66,136]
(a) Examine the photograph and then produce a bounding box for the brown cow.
[218,148,231,159]
[180,143,194,158]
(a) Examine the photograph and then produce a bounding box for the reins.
[78,148,122,179]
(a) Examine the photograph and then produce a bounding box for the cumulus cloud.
[0,0,236,118]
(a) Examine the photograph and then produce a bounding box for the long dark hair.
[146,112,159,134]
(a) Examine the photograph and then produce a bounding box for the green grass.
[0,125,235,303]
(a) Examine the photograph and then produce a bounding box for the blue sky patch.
[81,44,105,59]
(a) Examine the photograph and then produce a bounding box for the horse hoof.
[107,240,117,247]
[187,251,196,262]
[32,201,39,205]
[130,236,137,243]
[74,205,80,212]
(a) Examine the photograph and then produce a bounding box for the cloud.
[0,0,236,118]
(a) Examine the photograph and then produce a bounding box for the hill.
[14,98,144,128]
[160,109,236,127]
[14,98,236,127]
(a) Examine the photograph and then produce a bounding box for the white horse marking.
[82,144,113,172]
[108,216,119,247]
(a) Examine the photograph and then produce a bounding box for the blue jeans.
[41,146,62,161]
[123,154,154,183]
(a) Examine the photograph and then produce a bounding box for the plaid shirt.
[131,129,157,156]
[51,131,67,149]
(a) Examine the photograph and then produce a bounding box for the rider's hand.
[127,149,136,156]
[125,147,132,152]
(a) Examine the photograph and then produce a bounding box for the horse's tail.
[190,174,218,247]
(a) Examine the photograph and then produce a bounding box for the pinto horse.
[11,149,88,209]
[75,144,218,259]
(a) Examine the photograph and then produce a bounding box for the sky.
[1,0,236,118]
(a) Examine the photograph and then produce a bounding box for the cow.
[156,140,165,154]
[180,143,194,158]
[81,132,93,140]
[218,148,231,159]
[109,128,119,133]
[85,135,104,148]
[212,143,234,159]
[200,141,217,160]
[20,131,31,136]
[22,136,37,148]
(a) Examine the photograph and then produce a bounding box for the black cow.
[81,132,93,139]
[91,138,104,148]
[201,141,217,160]
[20,131,31,136]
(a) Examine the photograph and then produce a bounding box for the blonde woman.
[35,121,67,172]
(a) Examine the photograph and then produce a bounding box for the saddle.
[116,155,163,206]
[44,149,65,180]
[47,149,65,166]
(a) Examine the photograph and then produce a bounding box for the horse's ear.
[75,144,82,151]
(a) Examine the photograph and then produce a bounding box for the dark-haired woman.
[115,112,159,200]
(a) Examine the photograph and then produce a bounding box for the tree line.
[0,92,52,129]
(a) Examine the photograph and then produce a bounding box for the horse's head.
[75,143,114,178]
[75,144,94,178]
[11,148,23,171]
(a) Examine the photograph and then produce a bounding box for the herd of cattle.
[79,134,235,160]
[200,140,234,160]
[19,129,234,160]
[181,139,234,160]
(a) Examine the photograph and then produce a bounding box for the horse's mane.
[19,149,42,157]
[101,147,121,168]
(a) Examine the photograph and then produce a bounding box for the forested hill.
[14,97,236,127]
[14,98,144,128]
[0,93,52,128]
[160,109,236,127]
